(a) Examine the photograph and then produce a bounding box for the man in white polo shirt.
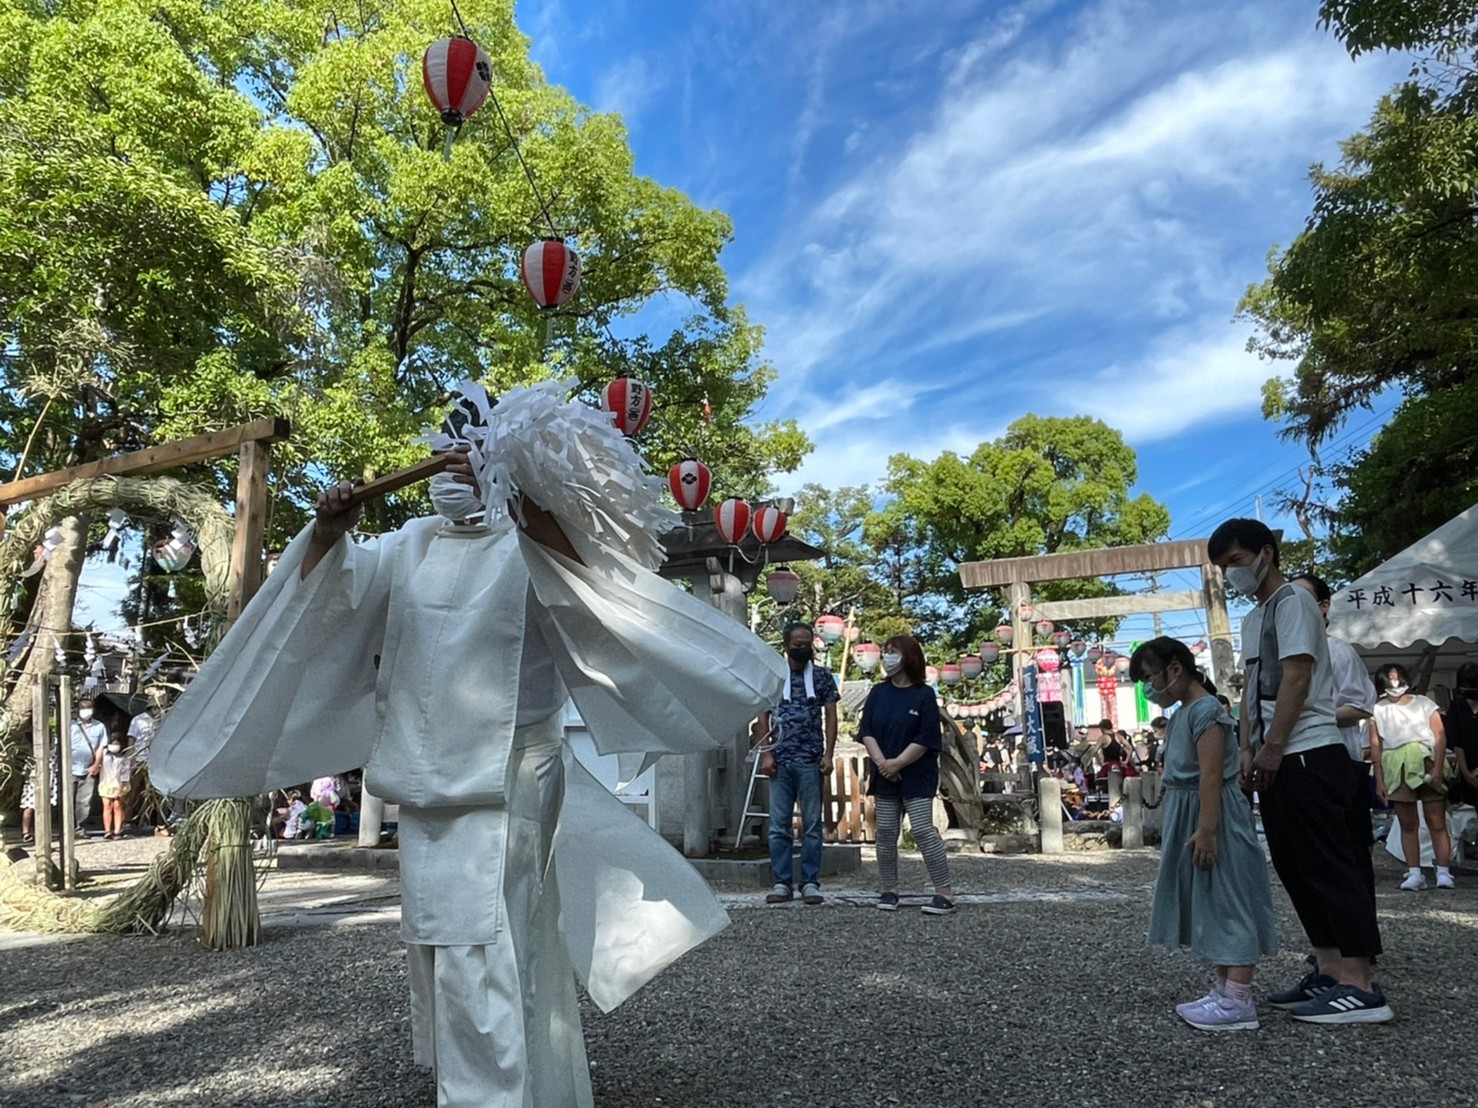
[1210,519,1390,1025]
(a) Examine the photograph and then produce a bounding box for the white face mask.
[1385,684,1408,699]
[429,471,484,521]
[107,743,122,754]
[881,652,903,676]
[1224,550,1270,596]
[78,709,94,721]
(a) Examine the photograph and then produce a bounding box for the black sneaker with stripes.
[1288,983,1393,1024]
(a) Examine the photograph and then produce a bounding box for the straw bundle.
[198,798,260,949]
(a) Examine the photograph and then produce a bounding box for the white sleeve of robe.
[148,521,395,798]
[519,532,788,757]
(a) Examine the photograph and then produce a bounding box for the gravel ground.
[0,844,1473,1108]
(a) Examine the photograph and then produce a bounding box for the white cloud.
[595,57,663,124]
[740,0,1404,436]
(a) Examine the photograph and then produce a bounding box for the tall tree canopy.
[862,415,1170,652]
[1240,0,1478,579]
[0,0,807,527]
[0,0,809,784]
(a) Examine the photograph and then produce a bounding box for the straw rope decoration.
[0,477,243,938]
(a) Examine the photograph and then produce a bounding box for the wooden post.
[31,677,55,888]
[227,440,272,621]
[1202,562,1235,691]
[57,676,76,890]
[1010,580,1032,689]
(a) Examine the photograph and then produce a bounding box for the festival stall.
[1327,501,1478,695]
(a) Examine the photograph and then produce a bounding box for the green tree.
[867,415,1170,650]
[776,483,898,638]
[0,0,808,778]
[1239,1,1478,576]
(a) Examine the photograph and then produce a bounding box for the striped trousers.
[874,794,952,891]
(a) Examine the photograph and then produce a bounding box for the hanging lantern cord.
[448,0,560,238]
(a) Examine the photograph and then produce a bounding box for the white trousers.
[405,730,594,1108]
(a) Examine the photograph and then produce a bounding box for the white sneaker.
[1436,871,1455,889]
[1398,871,1427,891]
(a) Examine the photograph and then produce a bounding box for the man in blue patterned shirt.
[757,622,838,905]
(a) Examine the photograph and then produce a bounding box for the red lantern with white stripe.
[714,498,751,545]
[668,458,711,511]
[815,614,845,644]
[925,665,939,685]
[938,662,963,686]
[1035,618,1055,638]
[422,36,493,126]
[602,375,653,437]
[979,642,1001,665]
[752,505,787,544]
[960,654,983,679]
[521,238,582,310]
[852,642,880,673]
[766,567,800,604]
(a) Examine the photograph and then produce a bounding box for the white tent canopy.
[1327,502,1478,692]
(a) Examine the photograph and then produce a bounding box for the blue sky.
[521,0,1410,641]
[75,0,1410,639]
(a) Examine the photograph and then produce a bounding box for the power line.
[1166,408,1390,541]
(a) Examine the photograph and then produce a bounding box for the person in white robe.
[148,381,787,1108]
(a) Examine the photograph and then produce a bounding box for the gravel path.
[0,846,1473,1107]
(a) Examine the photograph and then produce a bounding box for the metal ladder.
[734,731,776,848]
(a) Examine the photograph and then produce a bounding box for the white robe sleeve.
[520,533,787,756]
[148,522,395,798]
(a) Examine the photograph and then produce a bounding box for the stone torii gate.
[957,538,1234,694]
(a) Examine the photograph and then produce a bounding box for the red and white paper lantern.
[995,623,1014,645]
[852,642,880,673]
[979,642,1001,664]
[714,497,751,545]
[939,662,963,686]
[765,567,800,604]
[752,505,788,544]
[815,614,846,644]
[521,238,582,310]
[422,36,493,126]
[668,458,712,511]
[960,654,983,679]
[602,375,653,437]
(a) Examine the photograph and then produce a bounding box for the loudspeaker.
[1040,700,1068,750]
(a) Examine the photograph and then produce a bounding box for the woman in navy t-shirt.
[859,634,956,914]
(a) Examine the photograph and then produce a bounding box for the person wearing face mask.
[858,635,955,914]
[1131,637,1275,1031]
[148,379,786,1108]
[1208,518,1389,1024]
[70,697,107,835]
[97,733,133,840]
[1370,664,1454,890]
[756,621,839,905]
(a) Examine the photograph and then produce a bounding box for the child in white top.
[1371,664,1453,890]
[98,740,133,840]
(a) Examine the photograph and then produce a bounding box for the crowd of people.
[18,690,171,842]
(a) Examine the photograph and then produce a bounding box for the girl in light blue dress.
[1131,637,1277,1032]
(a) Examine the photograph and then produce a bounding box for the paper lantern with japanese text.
[602,375,653,437]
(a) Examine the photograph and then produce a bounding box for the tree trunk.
[0,512,91,794]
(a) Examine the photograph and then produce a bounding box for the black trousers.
[1261,743,1383,958]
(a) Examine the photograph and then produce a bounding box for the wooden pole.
[31,677,55,888]
[1202,562,1235,691]
[57,676,76,890]
[227,440,272,622]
